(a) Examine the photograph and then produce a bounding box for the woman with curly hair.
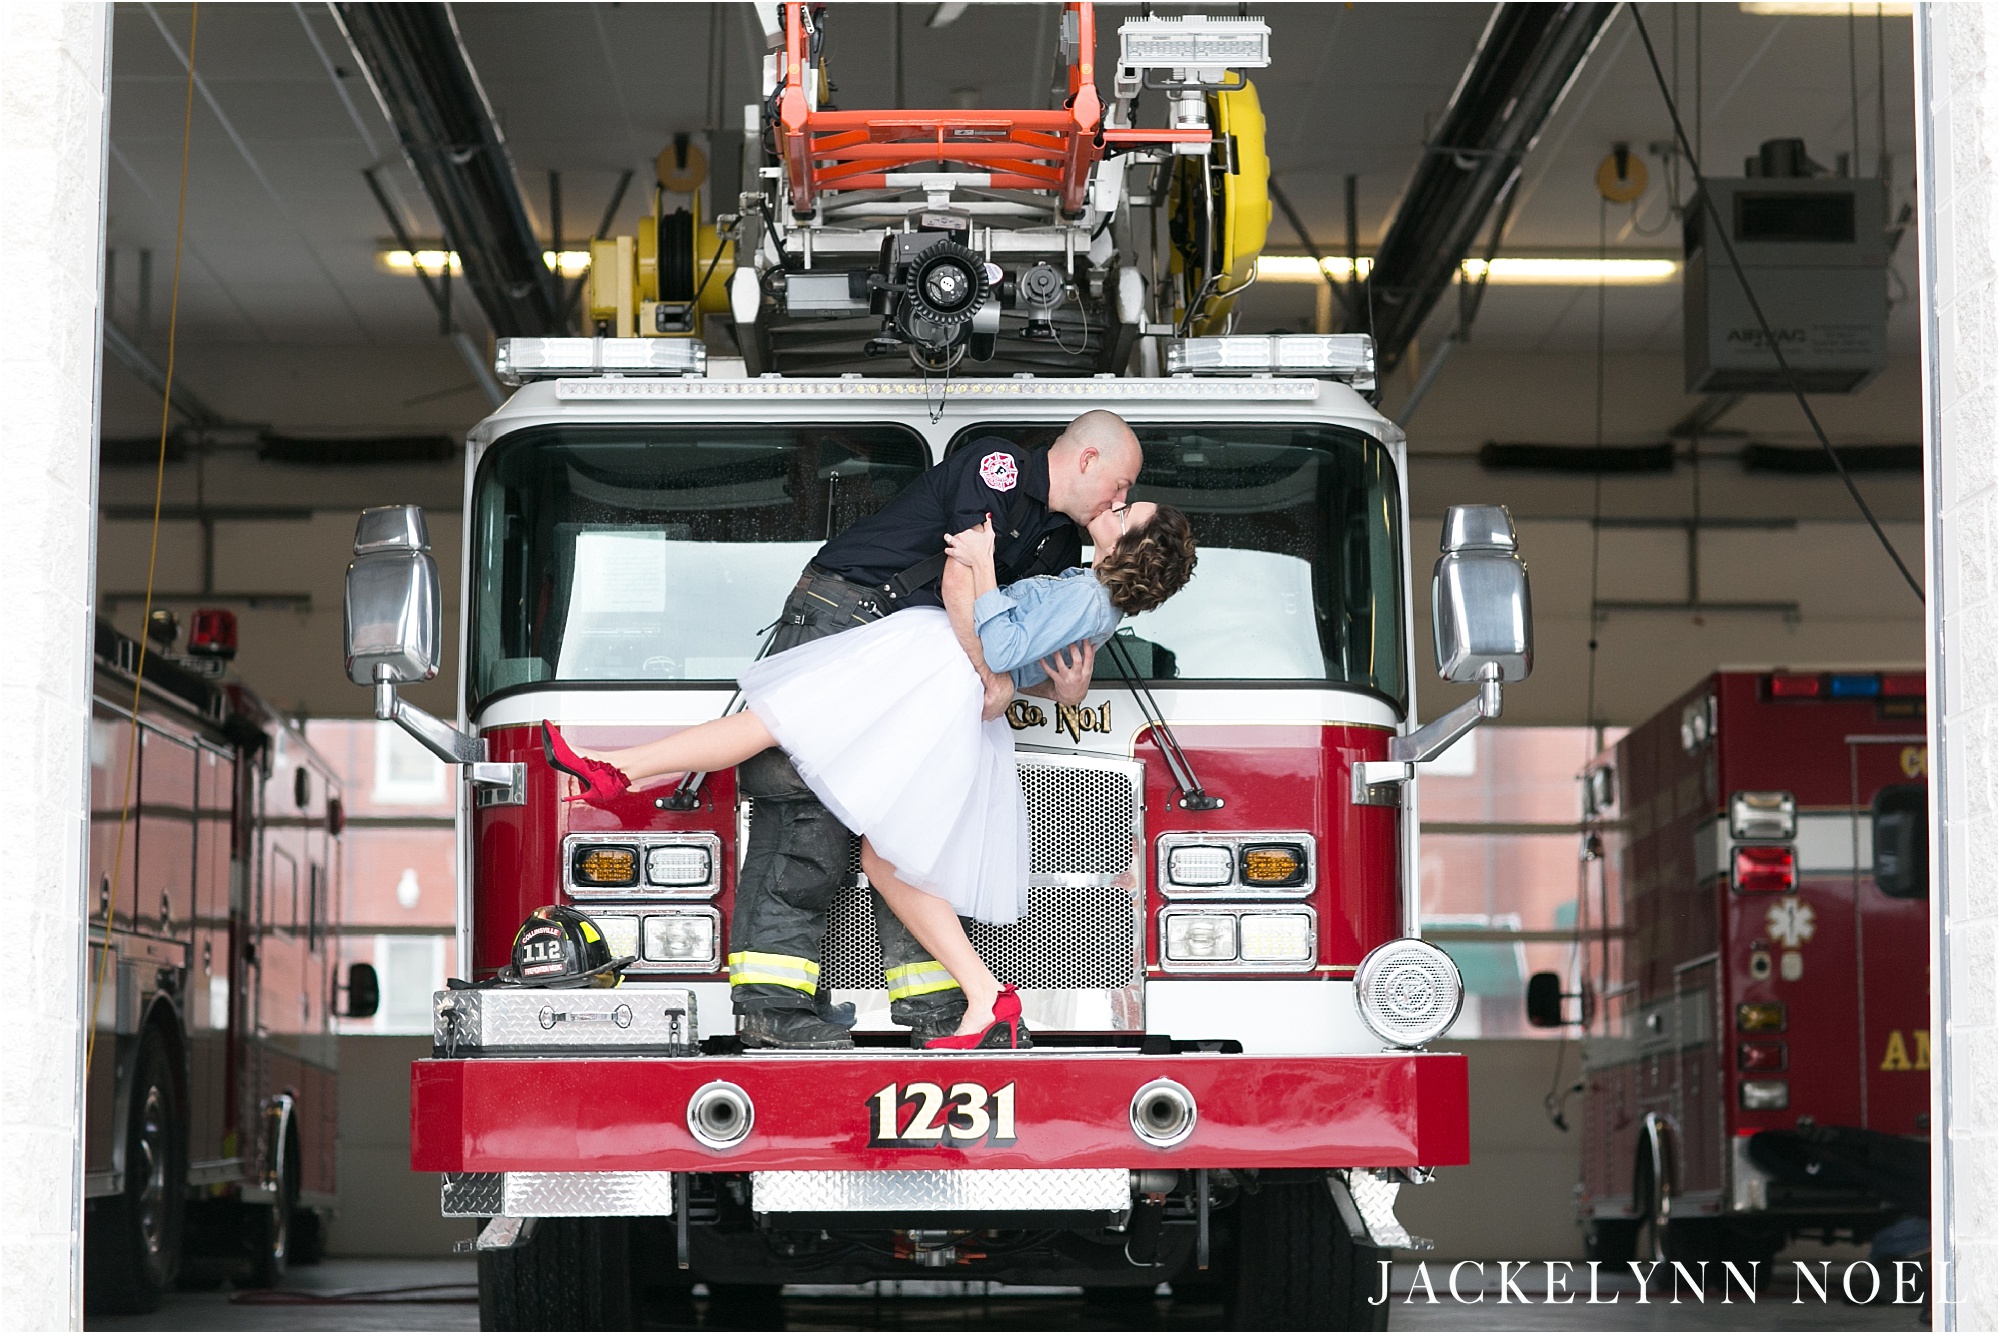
[543,501,1198,1049]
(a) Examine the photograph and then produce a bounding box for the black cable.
[1549,196,1611,1136]
[1629,7,1924,603]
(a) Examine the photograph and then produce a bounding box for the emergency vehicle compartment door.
[1848,736,1930,1136]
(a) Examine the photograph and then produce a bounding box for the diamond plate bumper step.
[752,1168,1130,1226]
[441,1170,676,1217]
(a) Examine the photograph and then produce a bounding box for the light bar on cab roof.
[552,376,1323,402]
[496,337,706,386]
[1166,334,1376,389]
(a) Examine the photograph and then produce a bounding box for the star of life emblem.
[978,451,1019,492]
[1766,896,1816,949]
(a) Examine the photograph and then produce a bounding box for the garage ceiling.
[102,1,1917,434]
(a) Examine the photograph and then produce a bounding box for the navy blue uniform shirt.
[812,437,1082,609]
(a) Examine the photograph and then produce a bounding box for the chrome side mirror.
[340,507,522,804]
[1432,505,1532,684]
[344,506,441,686]
[1354,505,1533,809]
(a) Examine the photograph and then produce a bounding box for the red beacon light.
[1768,673,1822,699]
[1733,845,1796,893]
[1880,672,1926,698]
[188,607,238,660]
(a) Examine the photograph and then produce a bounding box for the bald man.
[729,411,1144,1048]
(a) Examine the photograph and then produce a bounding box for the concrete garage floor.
[88,1259,1927,1332]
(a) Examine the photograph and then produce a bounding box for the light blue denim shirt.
[973,568,1122,689]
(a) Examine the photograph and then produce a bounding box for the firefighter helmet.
[504,905,634,988]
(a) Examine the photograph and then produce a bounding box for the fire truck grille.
[1021,763,1137,878]
[817,752,1145,993]
[822,883,1138,991]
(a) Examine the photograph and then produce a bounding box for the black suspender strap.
[883,551,949,602]
[882,487,1049,602]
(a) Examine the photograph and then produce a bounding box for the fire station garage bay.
[20,0,1996,1330]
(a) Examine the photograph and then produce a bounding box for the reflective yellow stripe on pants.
[884,959,960,1000]
[727,951,820,994]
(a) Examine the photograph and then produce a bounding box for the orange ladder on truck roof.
[773,2,1211,218]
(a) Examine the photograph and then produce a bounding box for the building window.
[1419,726,1623,1039]
[372,720,448,805]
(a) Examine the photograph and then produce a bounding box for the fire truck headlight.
[1739,1079,1790,1111]
[646,845,713,888]
[643,912,718,965]
[1166,845,1233,888]
[1164,914,1238,962]
[1238,913,1314,962]
[1354,938,1464,1048]
[591,913,641,962]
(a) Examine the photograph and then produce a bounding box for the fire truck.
[1531,669,1931,1271]
[342,5,1537,1327]
[83,611,378,1313]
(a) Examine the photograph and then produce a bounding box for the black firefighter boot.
[876,893,968,1047]
[738,1003,853,1050]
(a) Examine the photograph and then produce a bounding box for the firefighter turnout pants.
[729,571,967,1029]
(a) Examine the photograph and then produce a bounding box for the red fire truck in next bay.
[338,5,1537,1327]
[82,612,379,1314]
[1529,669,1931,1273]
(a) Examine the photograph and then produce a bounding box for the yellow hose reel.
[586,186,734,338]
[1169,80,1271,337]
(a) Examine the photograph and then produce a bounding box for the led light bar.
[1254,256,1678,286]
[1165,335,1375,388]
[1119,15,1272,73]
[497,337,706,386]
[554,376,1321,402]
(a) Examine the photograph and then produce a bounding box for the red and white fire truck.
[83,612,377,1313]
[1532,668,1931,1270]
[342,5,1537,1326]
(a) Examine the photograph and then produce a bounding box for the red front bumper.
[411,1051,1469,1172]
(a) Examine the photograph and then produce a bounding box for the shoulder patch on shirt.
[978,451,1019,493]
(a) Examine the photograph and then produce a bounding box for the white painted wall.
[1919,5,2000,1327]
[0,3,110,1326]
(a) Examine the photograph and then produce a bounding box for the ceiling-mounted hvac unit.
[1684,138,1887,395]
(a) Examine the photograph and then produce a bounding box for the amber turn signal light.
[1240,844,1308,887]
[572,845,639,887]
[1736,1001,1787,1032]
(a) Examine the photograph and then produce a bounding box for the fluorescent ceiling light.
[380,249,591,278]
[1462,257,1678,285]
[1255,255,1677,286]
[1739,2,1910,15]
[1255,255,1374,282]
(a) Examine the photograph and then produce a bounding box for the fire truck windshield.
[953,422,1406,709]
[470,424,930,702]
[469,420,1404,711]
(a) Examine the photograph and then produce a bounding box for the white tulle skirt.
[738,606,1029,924]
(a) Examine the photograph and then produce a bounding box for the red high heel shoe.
[541,721,632,804]
[925,985,1032,1050]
